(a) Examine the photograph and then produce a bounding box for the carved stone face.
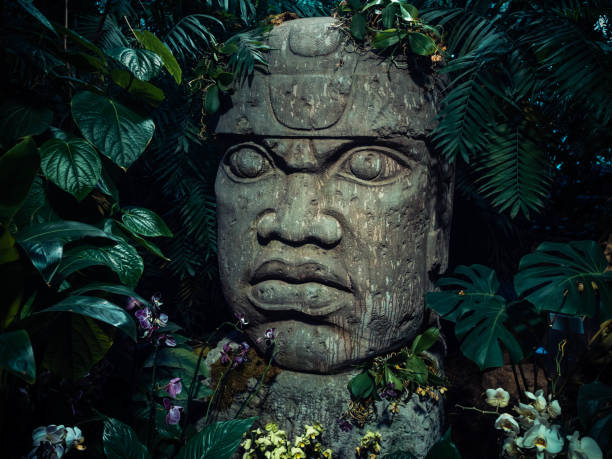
[214,18,452,372]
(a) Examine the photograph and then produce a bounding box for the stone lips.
[214,17,440,138]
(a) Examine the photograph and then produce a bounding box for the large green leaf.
[0,329,36,383]
[42,314,114,379]
[144,346,209,378]
[411,327,439,355]
[116,221,170,261]
[407,32,437,56]
[110,70,165,107]
[37,295,136,340]
[175,418,256,459]
[348,371,375,399]
[426,265,523,369]
[0,137,39,223]
[58,241,144,288]
[350,13,366,41]
[515,241,612,319]
[205,85,220,115]
[372,29,407,49]
[107,47,163,81]
[15,220,115,283]
[17,0,57,35]
[121,207,173,238]
[132,30,182,85]
[40,138,101,201]
[0,102,52,147]
[69,282,149,305]
[71,91,155,170]
[103,417,151,459]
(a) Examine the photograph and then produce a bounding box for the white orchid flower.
[495,413,520,435]
[525,389,547,412]
[520,421,563,458]
[567,431,603,459]
[502,436,519,457]
[486,387,511,408]
[547,399,562,419]
[514,403,541,428]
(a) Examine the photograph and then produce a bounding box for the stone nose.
[256,173,342,247]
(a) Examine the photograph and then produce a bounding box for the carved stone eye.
[341,147,405,183]
[227,147,270,179]
[349,151,383,180]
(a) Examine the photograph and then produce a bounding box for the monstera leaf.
[426,264,523,369]
[514,240,612,319]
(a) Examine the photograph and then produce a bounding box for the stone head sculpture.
[214,17,453,373]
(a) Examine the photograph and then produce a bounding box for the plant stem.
[455,404,499,415]
[235,343,277,419]
[518,362,530,395]
[510,362,524,402]
[182,321,236,441]
[146,343,159,450]
[203,363,233,426]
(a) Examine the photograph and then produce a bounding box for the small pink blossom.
[163,377,182,398]
[162,398,183,425]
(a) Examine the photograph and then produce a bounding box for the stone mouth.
[251,259,352,291]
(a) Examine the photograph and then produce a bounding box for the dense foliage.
[0,0,610,458]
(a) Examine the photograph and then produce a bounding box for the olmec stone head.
[214,17,453,373]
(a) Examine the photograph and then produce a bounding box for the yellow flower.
[266,423,279,432]
[242,438,252,450]
[322,449,333,458]
[290,447,306,458]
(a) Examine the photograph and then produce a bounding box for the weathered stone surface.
[214,16,452,374]
[204,338,443,458]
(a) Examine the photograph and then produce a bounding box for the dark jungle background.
[0,0,610,458]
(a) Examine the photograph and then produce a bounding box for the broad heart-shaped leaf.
[132,30,182,85]
[107,47,163,81]
[350,13,366,41]
[42,314,114,379]
[144,345,209,379]
[0,329,36,383]
[372,29,407,49]
[121,207,173,237]
[103,417,151,459]
[411,327,439,355]
[110,70,165,107]
[0,102,52,147]
[15,220,115,283]
[408,32,437,56]
[40,138,101,201]
[38,295,136,340]
[348,371,375,399]
[426,428,462,459]
[69,282,149,305]
[514,240,612,320]
[0,137,39,223]
[426,265,523,369]
[71,91,155,170]
[175,418,256,459]
[57,241,144,288]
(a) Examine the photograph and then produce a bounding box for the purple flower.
[257,328,276,346]
[220,343,232,364]
[338,419,353,432]
[151,292,163,309]
[163,378,182,398]
[158,335,176,347]
[156,313,168,327]
[234,312,249,327]
[135,307,153,330]
[126,297,142,311]
[380,382,399,400]
[163,398,183,425]
[233,355,245,368]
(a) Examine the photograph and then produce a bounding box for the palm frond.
[264,0,333,17]
[226,27,271,81]
[164,14,224,63]
[205,0,256,25]
[476,124,552,219]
